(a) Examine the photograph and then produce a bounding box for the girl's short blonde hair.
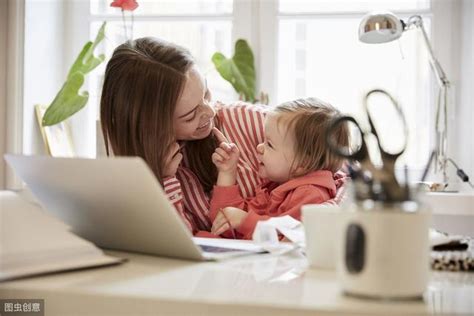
[274,97,349,174]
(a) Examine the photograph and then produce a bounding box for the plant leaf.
[42,72,89,126]
[43,22,106,126]
[67,22,106,79]
[212,39,256,102]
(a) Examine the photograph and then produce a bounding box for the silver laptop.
[5,154,266,261]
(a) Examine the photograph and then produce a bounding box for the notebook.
[0,191,124,282]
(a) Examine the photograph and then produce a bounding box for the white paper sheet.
[252,216,305,254]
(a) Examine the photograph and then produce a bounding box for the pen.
[404,164,410,200]
[218,208,236,239]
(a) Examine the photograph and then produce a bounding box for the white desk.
[1,189,473,315]
[424,191,474,236]
[0,249,473,316]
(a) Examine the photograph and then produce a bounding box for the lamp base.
[417,181,466,193]
[421,191,474,236]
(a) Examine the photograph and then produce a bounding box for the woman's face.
[173,67,216,141]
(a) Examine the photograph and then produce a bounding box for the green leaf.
[43,22,106,126]
[212,39,256,102]
[42,72,89,126]
[67,22,106,79]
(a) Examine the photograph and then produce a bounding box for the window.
[274,0,433,175]
[88,0,236,121]
[82,0,438,176]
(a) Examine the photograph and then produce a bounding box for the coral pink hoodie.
[209,170,336,239]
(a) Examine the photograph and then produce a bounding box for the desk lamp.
[358,11,453,186]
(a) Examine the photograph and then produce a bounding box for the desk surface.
[0,250,473,316]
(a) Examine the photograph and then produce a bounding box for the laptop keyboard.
[199,244,245,253]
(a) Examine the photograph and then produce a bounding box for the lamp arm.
[406,15,450,88]
[406,15,450,183]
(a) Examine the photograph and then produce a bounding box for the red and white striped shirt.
[163,102,347,233]
[164,102,266,233]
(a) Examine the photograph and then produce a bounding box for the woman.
[100,37,346,234]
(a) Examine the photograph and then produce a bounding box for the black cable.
[447,158,474,189]
[420,150,436,183]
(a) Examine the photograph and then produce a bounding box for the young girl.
[209,98,349,239]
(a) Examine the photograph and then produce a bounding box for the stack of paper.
[0,190,124,281]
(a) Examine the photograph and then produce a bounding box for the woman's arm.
[175,167,213,232]
[162,167,213,233]
[162,176,194,232]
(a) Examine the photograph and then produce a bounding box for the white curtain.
[0,0,8,189]
[2,0,25,190]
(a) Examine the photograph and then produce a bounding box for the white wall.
[63,0,96,158]
[431,0,473,188]
[23,0,66,157]
[22,0,95,160]
[455,0,474,189]
[0,0,7,189]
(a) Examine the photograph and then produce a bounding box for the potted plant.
[212,39,269,105]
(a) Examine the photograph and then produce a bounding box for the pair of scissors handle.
[325,89,409,201]
[326,116,388,182]
[363,90,408,199]
[326,115,367,161]
[363,89,408,160]
[326,90,407,162]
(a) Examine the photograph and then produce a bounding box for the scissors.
[326,89,408,202]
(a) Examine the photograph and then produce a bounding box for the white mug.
[338,200,431,299]
[302,205,345,270]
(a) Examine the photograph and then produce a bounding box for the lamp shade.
[359,11,404,44]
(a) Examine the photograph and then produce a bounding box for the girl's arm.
[236,186,331,240]
[212,128,240,187]
[209,185,246,221]
[215,102,267,198]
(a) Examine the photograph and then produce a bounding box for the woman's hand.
[211,206,248,236]
[212,128,239,173]
[163,142,183,178]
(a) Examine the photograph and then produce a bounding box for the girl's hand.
[211,206,248,235]
[163,142,183,178]
[212,128,239,173]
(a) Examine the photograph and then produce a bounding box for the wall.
[432,0,473,189]
[23,0,66,157]
[0,0,7,188]
[22,0,94,159]
[455,0,474,189]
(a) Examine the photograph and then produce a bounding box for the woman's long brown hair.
[100,37,217,190]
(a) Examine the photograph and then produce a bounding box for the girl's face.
[256,113,298,183]
[174,67,216,141]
